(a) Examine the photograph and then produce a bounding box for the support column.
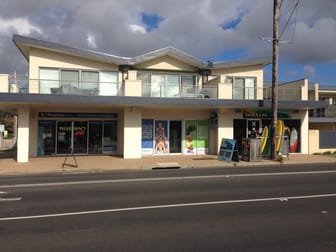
[17,107,30,162]
[123,107,142,159]
[124,70,141,97]
[0,74,9,93]
[217,110,234,151]
[300,110,309,154]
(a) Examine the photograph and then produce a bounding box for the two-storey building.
[308,84,336,153]
[0,34,326,162]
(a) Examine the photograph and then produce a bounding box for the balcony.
[310,105,336,118]
[263,86,303,101]
[141,83,217,99]
[0,75,308,101]
[7,77,123,96]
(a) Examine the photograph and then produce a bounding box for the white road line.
[0,193,335,221]
[0,197,22,202]
[0,170,336,189]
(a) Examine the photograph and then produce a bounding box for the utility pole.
[271,0,280,160]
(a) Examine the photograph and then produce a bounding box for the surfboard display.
[261,126,268,153]
[280,126,290,154]
[262,125,271,157]
[290,128,298,153]
[240,118,300,158]
[276,120,284,152]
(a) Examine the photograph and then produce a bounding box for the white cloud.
[87,33,97,49]
[128,24,147,34]
[0,0,336,84]
[0,17,41,36]
[304,65,316,77]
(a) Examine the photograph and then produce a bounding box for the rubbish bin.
[280,136,289,156]
[241,138,262,162]
[248,138,262,162]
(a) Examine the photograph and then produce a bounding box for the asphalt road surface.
[0,163,335,252]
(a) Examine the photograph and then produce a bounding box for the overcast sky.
[0,0,335,85]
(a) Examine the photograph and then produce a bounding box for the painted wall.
[135,55,198,72]
[142,108,210,119]
[212,64,264,99]
[310,122,336,131]
[123,107,142,159]
[300,110,309,154]
[0,74,8,93]
[217,109,234,152]
[29,48,119,93]
[17,107,30,162]
[279,79,308,101]
[309,129,336,154]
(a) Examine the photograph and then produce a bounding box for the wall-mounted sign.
[39,112,118,118]
[243,109,292,119]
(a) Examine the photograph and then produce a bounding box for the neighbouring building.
[308,84,336,153]
[0,34,327,162]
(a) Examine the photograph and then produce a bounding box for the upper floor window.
[39,68,59,94]
[39,68,118,96]
[137,72,197,97]
[228,77,256,100]
[61,70,79,88]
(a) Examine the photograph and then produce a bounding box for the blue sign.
[218,138,238,162]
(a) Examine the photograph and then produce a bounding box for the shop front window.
[73,121,88,154]
[103,121,118,153]
[89,121,103,154]
[57,121,72,154]
[38,121,56,155]
[184,120,209,154]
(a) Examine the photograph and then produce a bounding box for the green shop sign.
[243,109,292,119]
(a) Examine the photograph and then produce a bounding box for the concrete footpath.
[0,153,335,176]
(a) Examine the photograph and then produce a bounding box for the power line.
[279,0,301,40]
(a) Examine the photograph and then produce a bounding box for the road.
[0,163,335,252]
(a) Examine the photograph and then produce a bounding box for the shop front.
[233,109,302,156]
[141,119,209,155]
[37,113,118,156]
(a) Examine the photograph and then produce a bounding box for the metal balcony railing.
[310,105,336,118]
[8,77,123,96]
[141,83,217,98]
[3,76,306,101]
[262,86,302,101]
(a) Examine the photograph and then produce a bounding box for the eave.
[0,93,328,111]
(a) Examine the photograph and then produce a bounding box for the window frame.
[39,67,118,95]
[137,71,198,97]
[228,76,257,100]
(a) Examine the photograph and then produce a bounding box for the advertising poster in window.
[196,120,209,154]
[141,119,154,155]
[154,120,169,154]
[184,120,197,154]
